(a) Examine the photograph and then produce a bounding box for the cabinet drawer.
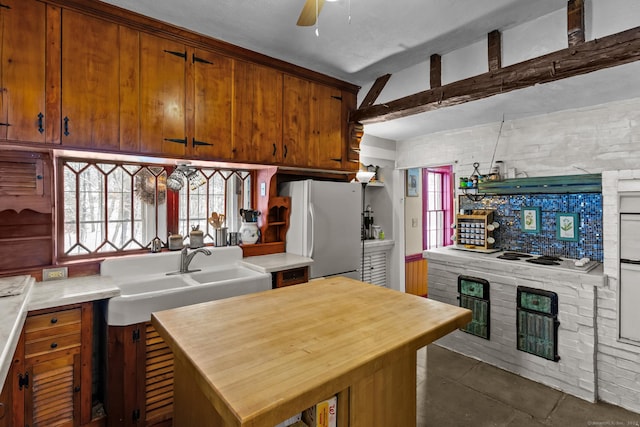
[25,308,81,335]
[273,267,309,288]
[25,330,81,358]
[24,308,82,358]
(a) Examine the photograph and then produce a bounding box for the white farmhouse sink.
[188,266,261,284]
[103,247,272,326]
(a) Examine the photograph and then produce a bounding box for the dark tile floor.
[417,345,640,427]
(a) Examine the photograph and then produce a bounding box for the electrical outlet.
[43,267,68,281]
[412,218,418,227]
[260,182,266,196]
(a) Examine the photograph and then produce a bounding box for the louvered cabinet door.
[361,251,388,287]
[145,323,174,426]
[24,353,80,427]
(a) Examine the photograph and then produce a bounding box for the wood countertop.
[152,276,471,427]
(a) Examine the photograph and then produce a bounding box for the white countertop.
[363,239,394,250]
[0,274,121,391]
[423,246,605,285]
[0,251,309,390]
[242,252,313,273]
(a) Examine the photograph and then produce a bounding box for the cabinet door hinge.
[132,408,141,422]
[164,49,187,60]
[192,138,213,147]
[192,53,213,65]
[18,372,29,390]
[164,137,187,146]
[132,328,140,343]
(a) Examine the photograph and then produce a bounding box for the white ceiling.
[100,0,639,141]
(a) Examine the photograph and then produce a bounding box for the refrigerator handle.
[308,203,315,258]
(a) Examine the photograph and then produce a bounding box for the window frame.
[55,157,254,262]
[422,166,454,250]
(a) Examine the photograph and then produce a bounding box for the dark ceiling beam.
[358,74,391,109]
[488,30,502,71]
[430,54,442,88]
[350,25,640,125]
[567,0,586,46]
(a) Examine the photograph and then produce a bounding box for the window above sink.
[58,156,253,261]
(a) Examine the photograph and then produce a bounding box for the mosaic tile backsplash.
[460,193,603,261]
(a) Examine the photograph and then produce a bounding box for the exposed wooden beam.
[567,0,585,46]
[488,30,502,71]
[350,26,640,125]
[430,54,442,88]
[358,74,391,109]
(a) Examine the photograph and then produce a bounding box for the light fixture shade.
[356,171,375,183]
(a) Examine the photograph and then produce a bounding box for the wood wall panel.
[0,210,52,270]
[405,258,427,297]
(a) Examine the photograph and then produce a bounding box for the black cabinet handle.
[63,116,70,136]
[50,342,58,349]
[272,143,277,156]
[74,386,81,393]
[50,317,58,324]
[0,122,10,127]
[331,157,342,163]
[192,138,213,147]
[37,112,44,134]
[283,145,288,158]
[164,137,187,146]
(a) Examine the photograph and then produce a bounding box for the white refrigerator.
[280,179,361,280]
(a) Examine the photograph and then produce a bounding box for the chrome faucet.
[168,246,212,275]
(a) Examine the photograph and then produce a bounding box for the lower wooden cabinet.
[0,365,12,427]
[107,322,173,427]
[9,302,98,427]
[272,266,309,288]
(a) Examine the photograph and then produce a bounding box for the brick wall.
[426,252,600,402]
[403,97,640,413]
[599,170,640,412]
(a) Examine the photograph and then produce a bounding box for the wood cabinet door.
[139,33,187,157]
[192,49,233,161]
[0,0,46,143]
[233,62,282,164]
[282,75,310,167]
[24,352,80,427]
[310,82,344,170]
[60,9,120,150]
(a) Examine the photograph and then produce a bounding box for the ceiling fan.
[297,0,329,27]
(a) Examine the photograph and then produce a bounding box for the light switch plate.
[260,182,266,196]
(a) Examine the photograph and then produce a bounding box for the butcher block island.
[151,277,471,427]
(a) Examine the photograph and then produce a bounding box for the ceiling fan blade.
[297,0,325,26]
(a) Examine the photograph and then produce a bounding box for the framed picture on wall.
[406,168,420,197]
[556,213,579,241]
[521,207,541,233]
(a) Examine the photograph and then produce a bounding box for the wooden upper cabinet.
[310,82,344,170]
[233,61,283,164]
[0,0,46,143]
[191,48,234,161]
[139,33,187,157]
[60,9,120,150]
[282,75,310,167]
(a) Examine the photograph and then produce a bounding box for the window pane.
[61,158,252,258]
[423,167,453,250]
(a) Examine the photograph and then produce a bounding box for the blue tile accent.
[460,193,603,261]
